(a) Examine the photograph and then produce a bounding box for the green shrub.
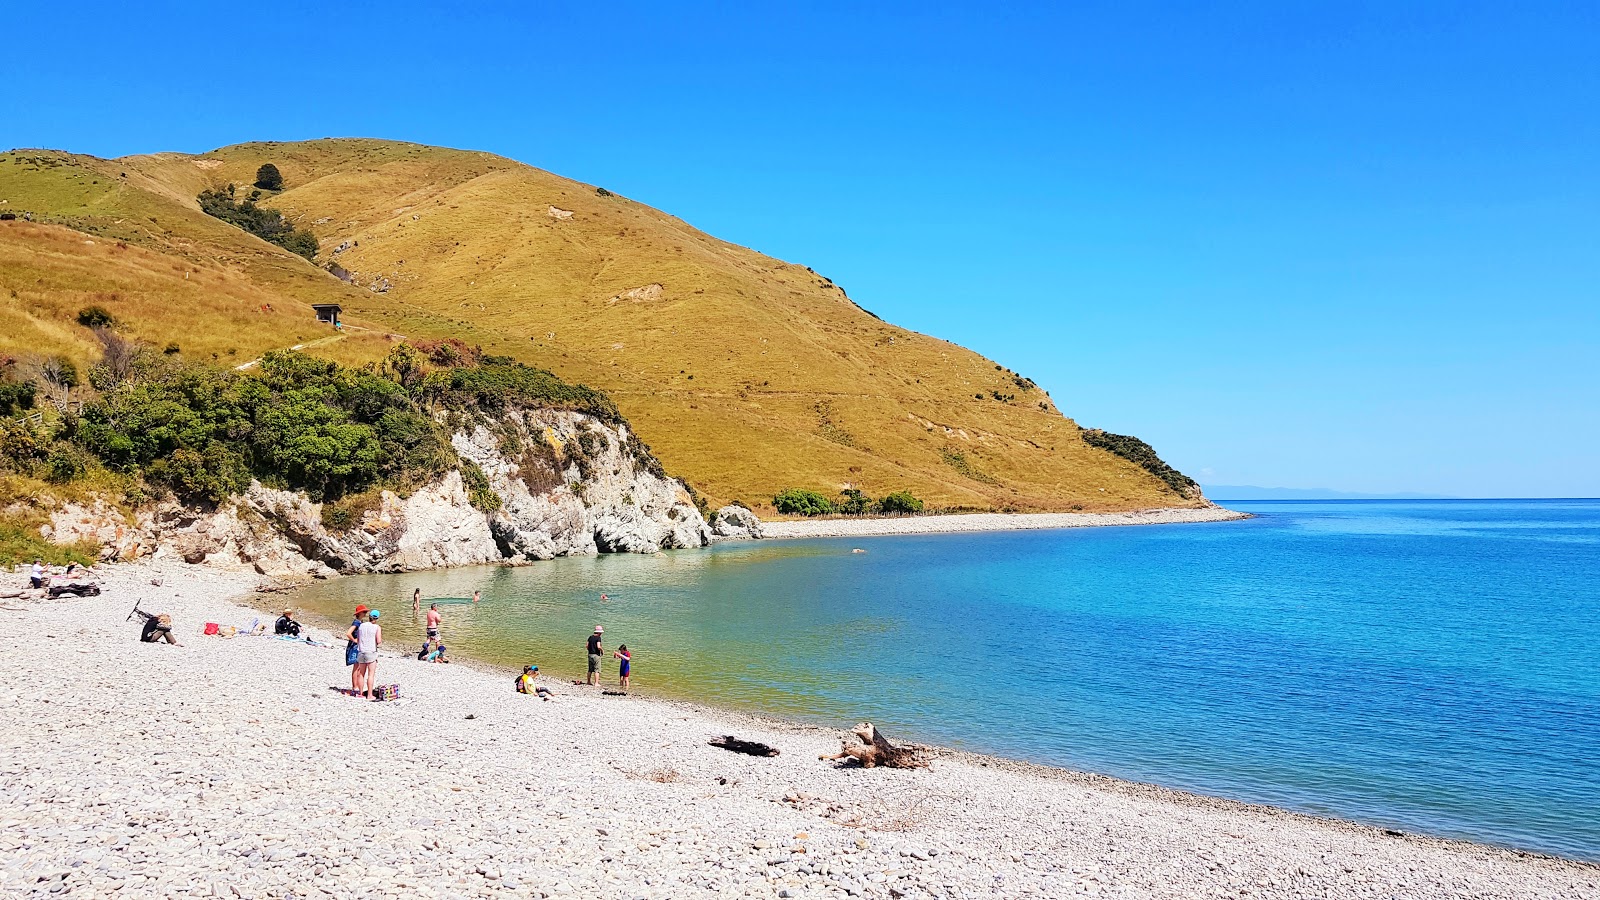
[460,460,502,512]
[1081,428,1197,497]
[773,488,833,516]
[76,305,115,329]
[836,488,872,515]
[197,188,318,261]
[0,379,36,416]
[45,448,86,483]
[254,163,283,191]
[876,491,924,514]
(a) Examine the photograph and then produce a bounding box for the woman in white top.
[345,610,383,699]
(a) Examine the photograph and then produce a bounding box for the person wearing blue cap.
[515,665,556,700]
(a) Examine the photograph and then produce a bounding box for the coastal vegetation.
[772,487,925,517]
[0,335,641,563]
[1081,429,1199,497]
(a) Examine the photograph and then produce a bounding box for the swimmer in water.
[473,589,481,604]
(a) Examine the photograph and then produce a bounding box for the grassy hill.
[0,139,1203,514]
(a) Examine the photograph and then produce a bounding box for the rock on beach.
[0,560,1594,900]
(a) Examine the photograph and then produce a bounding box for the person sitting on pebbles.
[274,608,301,637]
[516,665,556,700]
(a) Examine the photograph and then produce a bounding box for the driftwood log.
[820,722,929,769]
[709,735,781,757]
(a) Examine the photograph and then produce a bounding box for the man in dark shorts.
[586,625,603,686]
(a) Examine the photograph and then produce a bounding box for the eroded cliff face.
[44,409,715,576]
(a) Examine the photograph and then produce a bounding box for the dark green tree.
[773,488,834,517]
[254,163,284,191]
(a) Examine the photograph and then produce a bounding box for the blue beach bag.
[345,618,360,666]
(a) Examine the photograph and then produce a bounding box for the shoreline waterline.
[759,505,1250,539]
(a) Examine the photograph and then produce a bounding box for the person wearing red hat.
[345,605,370,694]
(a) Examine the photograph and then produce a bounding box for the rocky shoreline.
[3,560,1595,900]
[761,506,1251,540]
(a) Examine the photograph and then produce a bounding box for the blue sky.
[5,2,1597,496]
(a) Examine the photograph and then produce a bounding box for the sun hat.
[594,625,604,633]
[354,604,370,615]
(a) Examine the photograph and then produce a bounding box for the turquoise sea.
[292,500,1600,861]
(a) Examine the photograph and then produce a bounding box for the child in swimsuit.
[613,644,631,690]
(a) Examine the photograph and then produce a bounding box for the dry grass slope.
[1,139,1202,514]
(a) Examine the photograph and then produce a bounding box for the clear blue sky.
[6,2,1597,497]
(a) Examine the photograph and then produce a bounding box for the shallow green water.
[289,501,1600,861]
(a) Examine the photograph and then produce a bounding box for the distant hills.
[0,139,1212,515]
[1201,485,1457,501]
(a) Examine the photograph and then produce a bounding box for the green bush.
[876,491,924,514]
[42,340,655,509]
[836,488,872,515]
[45,447,88,483]
[1081,428,1197,497]
[197,189,318,261]
[773,488,834,516]
[460,460,502,512]
[0,379,36,416]
[254,163,284,191]
[76,305,115,329]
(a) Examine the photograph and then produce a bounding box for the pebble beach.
[3,560,1596,900]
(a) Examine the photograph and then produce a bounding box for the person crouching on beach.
[347,609,382,699]
[613,644,631,690]
[586,625,604,686]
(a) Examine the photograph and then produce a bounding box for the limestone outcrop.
[42,408,732,575]
[710,504,763,541]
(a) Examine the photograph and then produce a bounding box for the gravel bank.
[3,561,1595,900]
[763,506,1250,540]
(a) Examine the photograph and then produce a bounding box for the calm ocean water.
[291,500,1600,861]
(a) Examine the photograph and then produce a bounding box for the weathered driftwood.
[820,722,929,769]
[709,735,781,757]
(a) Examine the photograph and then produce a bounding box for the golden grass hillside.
[1,139,1203,514]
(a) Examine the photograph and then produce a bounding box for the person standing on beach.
[345,604,369,693]
[426,603,441,642]
[347,609,383,699]
[586,626,604,686]
[30,559,45,589]
[613,644,631,691]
